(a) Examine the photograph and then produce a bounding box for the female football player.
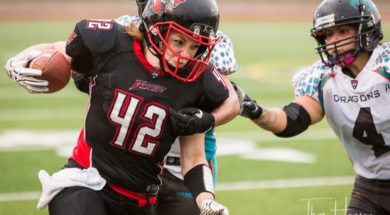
[75,1,239,214]
[237,0,390,214]
[76,13,238,215]
[4,0,233,214]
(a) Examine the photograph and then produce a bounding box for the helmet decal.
[152,0,188,15]
[314,14,335,29]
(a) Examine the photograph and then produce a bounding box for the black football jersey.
[65,19,228,192]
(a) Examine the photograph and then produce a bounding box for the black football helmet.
[311,0,383,68]
[135,0,148,16]
[141,0,219,82]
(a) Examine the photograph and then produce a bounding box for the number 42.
[108,90,168,156]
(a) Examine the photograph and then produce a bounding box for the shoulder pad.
[76,19,118,53]
[292,60,331,101]
[210,31,237,75]
[372,42,390,69]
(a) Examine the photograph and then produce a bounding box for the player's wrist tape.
[274,102,311,137]
[184,164,215,199]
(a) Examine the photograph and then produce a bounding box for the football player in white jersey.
[236,0,390,214]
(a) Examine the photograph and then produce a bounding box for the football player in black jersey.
[4,0,231,214]
[70,1,239,214]
[72,14,239,215]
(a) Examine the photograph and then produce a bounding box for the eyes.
[171,35,200,52]
[324,26,355,41]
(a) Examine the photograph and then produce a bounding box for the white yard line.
[216,176,355,191]
[0,129,336,150]
[0,191,40,202]
[0,108,85,121]
[0,176,354,202]
[0,129,335,163]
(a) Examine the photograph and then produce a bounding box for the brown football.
[29,51,71,93]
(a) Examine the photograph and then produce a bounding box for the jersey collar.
[133,40,165,77]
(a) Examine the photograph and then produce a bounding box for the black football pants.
[347,175,390,215]
[49,186,156,215]
[156,169,200,215]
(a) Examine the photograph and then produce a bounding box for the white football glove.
[4,50,49,93]
[200,199,229,215]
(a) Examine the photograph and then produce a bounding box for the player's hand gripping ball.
[29,51,71,93]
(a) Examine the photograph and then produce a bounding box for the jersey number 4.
[352,107,389,157]
[108,90,168,156]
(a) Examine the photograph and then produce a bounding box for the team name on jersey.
[333,90,381,103]
[129,80,167,93]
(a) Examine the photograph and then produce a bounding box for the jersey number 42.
[108,89,168,156]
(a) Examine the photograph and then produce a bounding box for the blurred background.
[0,0,389,214]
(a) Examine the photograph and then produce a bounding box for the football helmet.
[141,0,219,82]
[311,0,383,68]
[135,0,148,16]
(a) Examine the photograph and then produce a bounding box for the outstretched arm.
[251,96,324,132]
[235,83,324,137]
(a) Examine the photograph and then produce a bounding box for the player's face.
[324,25,357,56]
[164,31,200,68]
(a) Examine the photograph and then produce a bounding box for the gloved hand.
[169,107,215,136]
[232,82,263,119]
[200,199,229,215]
[4,50,49,93]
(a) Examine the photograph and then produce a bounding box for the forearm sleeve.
[274,103,311,138]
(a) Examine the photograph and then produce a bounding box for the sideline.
[0,176,354,202]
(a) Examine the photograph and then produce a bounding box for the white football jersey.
[294,42,390,179]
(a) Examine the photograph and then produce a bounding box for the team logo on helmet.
[152,0,188,14]
[315,14,335,29]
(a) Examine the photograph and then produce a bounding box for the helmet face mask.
[146,21,218,82]
[141,0,220,82]
[311,0,383,68]
[314,24,361,68]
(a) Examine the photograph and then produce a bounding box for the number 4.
[352,107,389,157]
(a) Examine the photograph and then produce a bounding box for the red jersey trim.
[133,40,165,77]
[69,127,91,168]
[109,184,157,207]
[70,127,157,207]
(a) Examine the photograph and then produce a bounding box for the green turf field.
[0,21,389,215]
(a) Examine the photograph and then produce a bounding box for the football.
[29,51,71,93]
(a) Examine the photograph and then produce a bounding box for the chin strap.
[335,48,360,68]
